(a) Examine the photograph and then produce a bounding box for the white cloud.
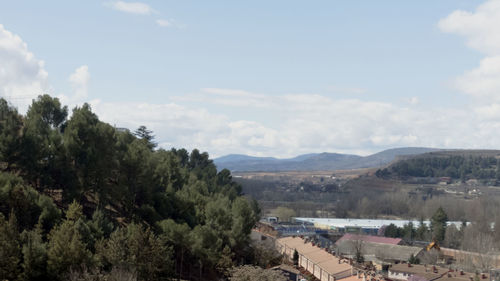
[7,5,500,159]
[69,65,90,100]
[107,1,155,15]
[172,88,271,108]
[156,19,171,27]
[439,0,500,102]
[328,86,367,95]
[56,65,91,109]
[156,18,185,29]
[454,55,500,101]
[0,25,92,113]
[409,97,419,105]
[438,0,500,56]
[92,88,500,158]
[0,24,49,112]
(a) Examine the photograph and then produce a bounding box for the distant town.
[254,215,499,281]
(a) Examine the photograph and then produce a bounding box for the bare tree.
[350,239,364,263]
[461,226,495,272]
[229,265,288,281]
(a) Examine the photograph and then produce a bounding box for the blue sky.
[1,0,500,157]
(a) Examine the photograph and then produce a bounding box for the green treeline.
[377,155,500,180]
[383,207,449,244]
[0,95,260,280]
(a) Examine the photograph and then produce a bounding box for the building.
[294,218,465,234]
[336,234,404,246]
[335,239,426,271]
[389,264,448,281]
[388,264,489,281]
[276,236,354,281]
[440,248,500,272]
[275,222,327,237]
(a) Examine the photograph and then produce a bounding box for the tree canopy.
[0,95,260,280]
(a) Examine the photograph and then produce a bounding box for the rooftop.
[390,264,489,281]
[336,240,423,261]
[336,233,402,245]
[295,218,465,229]
[277,236,352,276]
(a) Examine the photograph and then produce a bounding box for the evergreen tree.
[0,99,24,172]
[416,217,429,241]
[384,223,400,238]
[0,95,258,280]
[431,207,448,243]
[0,212,21,280]
[134,125,157,150]
[292,249,299,266]
[47,202,92,279]
[408,254,420,264]
[63,104,117,204]
[20,228,47,281]
[158,219,192,279]
[98,223,173,281]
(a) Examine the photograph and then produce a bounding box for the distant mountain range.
[214,147,442,172]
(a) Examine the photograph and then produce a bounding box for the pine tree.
[0,212,21,280]
[20,228,47,281]
[292,249,299,266]
[99,223,173,281]
[47,202,92,279]
[431,207,448,243]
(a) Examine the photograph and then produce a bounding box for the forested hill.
[0,95,259,280]
[215,147,440,172]
[376,150,500,181]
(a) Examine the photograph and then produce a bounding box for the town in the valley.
[253,216,500,281]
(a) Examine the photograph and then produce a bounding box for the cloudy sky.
[1,0,500,158]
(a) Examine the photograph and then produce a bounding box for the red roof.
[335,233,402,245]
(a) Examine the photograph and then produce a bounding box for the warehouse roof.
[336,233,402,245]
[277,236,352,276]
[336,240,423,261]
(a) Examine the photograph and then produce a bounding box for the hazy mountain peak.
[214,147,441,172]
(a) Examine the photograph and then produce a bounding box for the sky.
[1,0,500,158]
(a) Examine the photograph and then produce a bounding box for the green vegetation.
[377,154,500,181]
[383,209,448,243]
[430,207,448,243]
[0,95,260,280]
[292,249,299,266]
[408,254,420,264]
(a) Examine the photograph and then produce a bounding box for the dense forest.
[0,95,261,280]
[376,154,500,181]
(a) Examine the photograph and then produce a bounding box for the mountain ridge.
[214,147,442,172]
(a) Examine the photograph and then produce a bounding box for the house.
[388,264,489,281]
[439,177,452,185]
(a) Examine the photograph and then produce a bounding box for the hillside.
[378,149,500,181]
[0,95,259,280]
[215,147,440,172]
